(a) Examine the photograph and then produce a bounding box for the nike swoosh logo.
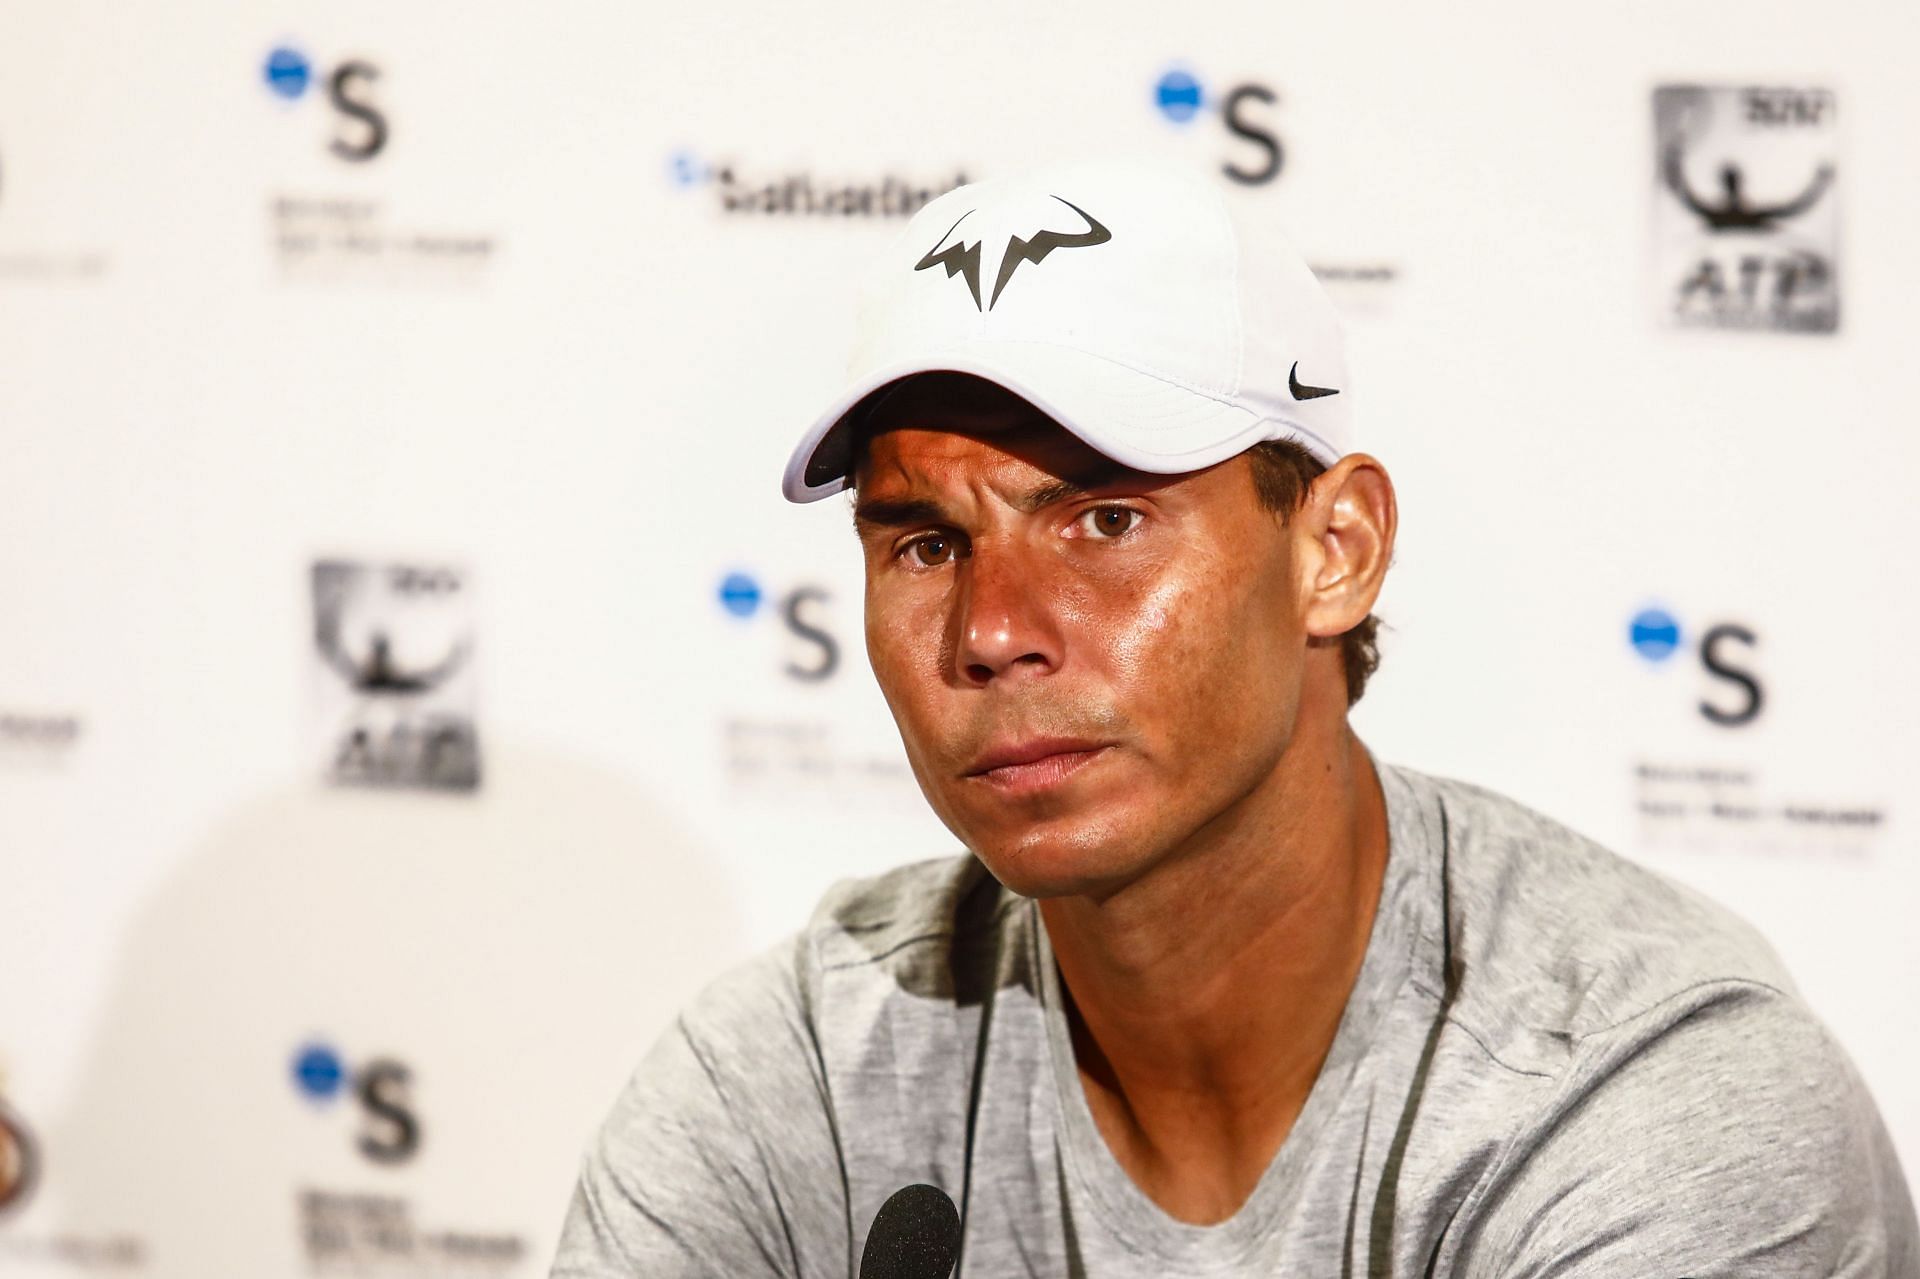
[1290,362,1339,400]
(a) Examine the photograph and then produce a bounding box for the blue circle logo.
[1629,607,1682,661]
[1155,70,1204,123]
[292,1042,345,1100]
[718,572,763,619]
[668,150,709,187]
[264,46,313,100]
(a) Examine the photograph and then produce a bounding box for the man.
[554,160,1917,1275]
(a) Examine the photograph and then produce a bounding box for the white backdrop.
[2,0,1914,1273]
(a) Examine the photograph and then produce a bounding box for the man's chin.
[966,830,1149,901]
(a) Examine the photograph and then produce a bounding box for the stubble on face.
[852,384,1308,901]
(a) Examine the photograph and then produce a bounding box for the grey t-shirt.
[552,761,1918,1276]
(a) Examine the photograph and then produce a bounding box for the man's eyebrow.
[1015,462,1141,513]
[852,462,1147,531]
[852,495,949,532]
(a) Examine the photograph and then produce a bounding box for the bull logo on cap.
[913,195,1112,311]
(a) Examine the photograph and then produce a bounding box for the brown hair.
[1245,440,1383,708]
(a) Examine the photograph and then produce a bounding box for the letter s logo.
[355,1059,420,1163]
[328,60,389,161]
[782,586,840,683]
[1221,84,1283,186]
[1698,623,1764,727]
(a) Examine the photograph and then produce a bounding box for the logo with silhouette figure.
[311,559,480,791]
[1662,150,1832,232]
[1653,85,1838,333]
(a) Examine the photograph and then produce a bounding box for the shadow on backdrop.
[42,740,746,1277]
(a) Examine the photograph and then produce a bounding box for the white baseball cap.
[781,157,1353,503]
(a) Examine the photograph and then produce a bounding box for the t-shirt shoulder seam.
[1571,973,1793,1042]
[1408,977,1556,1080]
[1406,974,1798,1086]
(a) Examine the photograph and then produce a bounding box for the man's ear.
[1295,454,1396,639]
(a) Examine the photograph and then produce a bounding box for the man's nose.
[951,543,1064,686]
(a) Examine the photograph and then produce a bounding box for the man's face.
[852,376,1312,900]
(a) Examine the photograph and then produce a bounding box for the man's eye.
[1076,506,1140,539]
[906,534,956,567]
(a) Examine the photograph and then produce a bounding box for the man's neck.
[1037,723,1390,1224]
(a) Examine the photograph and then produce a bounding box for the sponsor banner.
[311,560,480,792]
[1624,605,1888,857]
[1151,66,1398,303]
[711,569,917,795]
[668,153,971,219]
[1653,84,1839,333]
[262,45,497,284]
[1151,66,1286,186]
[4,0,1915,1247]
[291,1042,421,1167]
[289,1042,527,1274]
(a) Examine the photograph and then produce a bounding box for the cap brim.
[781,340,1340,502]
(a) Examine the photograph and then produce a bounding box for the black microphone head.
[859,1183,961,1279]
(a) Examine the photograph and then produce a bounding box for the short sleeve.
[550,937,851,1278]
[1463,980,1919,1278]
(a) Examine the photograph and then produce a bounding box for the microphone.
[858,1183,961,1279]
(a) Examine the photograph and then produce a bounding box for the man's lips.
[964,738,1113,794]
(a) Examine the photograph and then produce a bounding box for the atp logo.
[1662,87,1834,234]
[1651,85,1838,333]
[1661,131,1834,322]
[292,1041,421,1164]
[718,571,840,683]
[1153,68,1284,186]
[1629,606,1765,727]
[1662,151,1832,233]
[913,196,1112,311]
[263,45,390,162]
